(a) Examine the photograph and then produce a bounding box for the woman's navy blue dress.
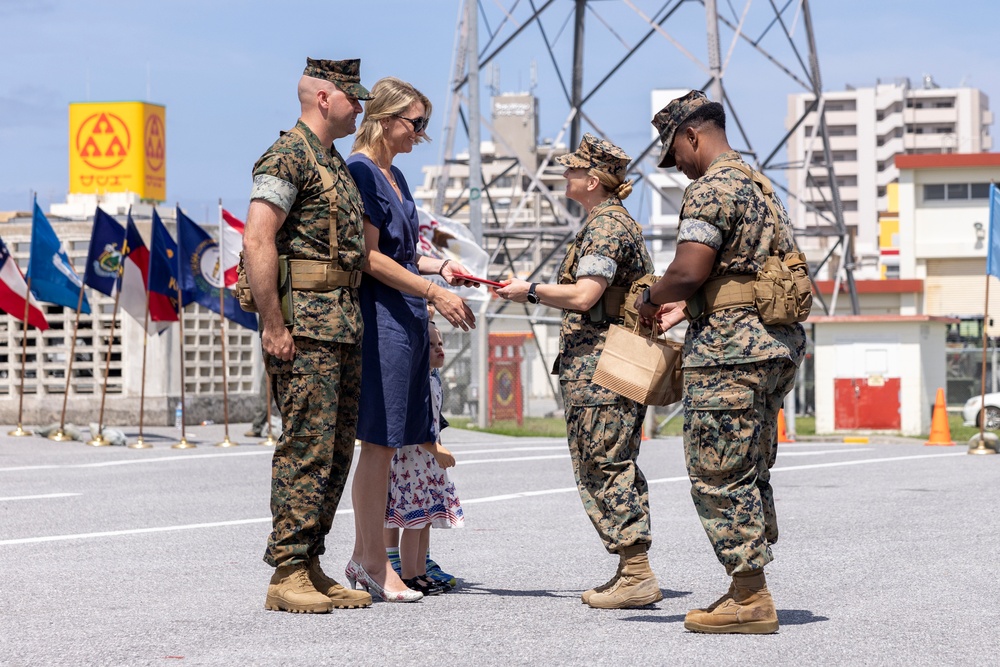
[347,154,433,449]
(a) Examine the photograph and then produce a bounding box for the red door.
[834,377,901,430]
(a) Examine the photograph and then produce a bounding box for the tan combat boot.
[586,545,663,609]
[581,556,623,604]
[683,570,778,634]
[264,564,334,613]
[307,559,372,609]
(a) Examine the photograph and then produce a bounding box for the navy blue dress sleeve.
[347,159,390,230]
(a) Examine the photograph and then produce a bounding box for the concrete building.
[786,78,993,279]
[895,152,1000,325]
[0,196,263,427]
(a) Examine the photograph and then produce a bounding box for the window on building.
[971,183,991,199]
[825,100,857,112]
[924,184,945,200]
[924,182,992,201]
[827,125,857,136]
[832,151,857,162]
[934,125,955,134]
[877,186,888,198]
[947,183,969,199]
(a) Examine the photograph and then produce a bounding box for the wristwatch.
[642,287,658,307]
[526,283,540,305]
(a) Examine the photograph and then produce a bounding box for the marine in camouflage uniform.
[642,90,806,633]
[498,134,661,609]
[245,58,372,613]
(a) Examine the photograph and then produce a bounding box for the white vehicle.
[962,392,1000,430]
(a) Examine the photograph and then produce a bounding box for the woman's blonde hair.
[590,168,633,201]
[352,77,432,154]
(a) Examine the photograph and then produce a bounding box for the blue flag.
[27,200,90,313]
[176,207,257,330]
[148,208,180,312]
[988,184,1000,279]
[84,207,126,297]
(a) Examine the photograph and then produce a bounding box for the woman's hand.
[494,278,531,303]
[429,285,476,331]
[439,260,480,288]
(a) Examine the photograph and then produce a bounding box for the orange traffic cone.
[777,409,794,443]
[925,388,955,446]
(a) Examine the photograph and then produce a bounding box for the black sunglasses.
[394,115,429,134]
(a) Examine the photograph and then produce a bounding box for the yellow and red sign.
[69,101,166,201]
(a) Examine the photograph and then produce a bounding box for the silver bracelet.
[438,259,452,276]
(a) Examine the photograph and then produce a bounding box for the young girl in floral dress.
[384,320,464,593]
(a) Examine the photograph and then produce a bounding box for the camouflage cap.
[555,133,631,180]
[651,90,710,168]
[303,57,372,100]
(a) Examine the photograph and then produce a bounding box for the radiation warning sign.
[69,101,166,201]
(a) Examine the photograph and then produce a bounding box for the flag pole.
[261,371,277,446]
[215,199,236,447]
[49,281,87,441]
[8,276,34,437]
[87,252,125,447]
[173,210,195,450]
[972,182,1000,455]
[128,299,153,449]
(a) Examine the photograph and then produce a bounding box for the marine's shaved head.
[297,75,337,111]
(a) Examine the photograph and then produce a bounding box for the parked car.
[962,392,1000,430]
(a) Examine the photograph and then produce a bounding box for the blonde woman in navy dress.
[344,77,476,602]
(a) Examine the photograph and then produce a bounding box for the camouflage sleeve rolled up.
[676,179,735,249]
[577,254,617,282]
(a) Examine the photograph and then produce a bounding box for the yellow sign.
[68,101,166,201]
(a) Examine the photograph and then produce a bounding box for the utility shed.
[810,315,956,436]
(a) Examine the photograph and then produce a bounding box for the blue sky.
[2,0,998,223]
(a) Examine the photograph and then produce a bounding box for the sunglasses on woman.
[394,115,429,134]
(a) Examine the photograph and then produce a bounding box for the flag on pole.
[84,207,126,298]
[177,207,257,330]
[220,208,245,289]
[119,215,173,334]
[0,235,48,330]
[27,200,90,313]
[416,207,491,304]
[987,183,1000,279]
[148,208,180,319]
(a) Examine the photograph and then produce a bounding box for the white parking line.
[0,493,81,502]
[457,454,569,465]
[0,451,966,547]
[0,450,274,473]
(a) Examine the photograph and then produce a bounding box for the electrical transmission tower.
[433,0,858,316]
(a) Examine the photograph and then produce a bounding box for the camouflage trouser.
[262,337,361,568]
[562,380,650,554]
[683,358,798,575]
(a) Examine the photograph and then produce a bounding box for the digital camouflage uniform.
[675,150,806,575]
[251,118,367,568]
[555,134,655,555]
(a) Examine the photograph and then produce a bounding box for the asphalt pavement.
[1,422,997,666]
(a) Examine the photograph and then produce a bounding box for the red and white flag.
[119,216,172,335]
[0,235,48,330]
[220,208,245,289]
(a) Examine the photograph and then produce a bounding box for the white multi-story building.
[786,77,993,279]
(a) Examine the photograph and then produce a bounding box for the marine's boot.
[264,564,334,613]
[581,556,624,604]
[307,559,373,609]
[683,570,778,634]
[586,545,663,609]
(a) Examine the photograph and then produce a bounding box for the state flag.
[148,208,180,320]
[119,215,173,334]
[220,208,245,289]
[84,207,126,298]
[0,235,48,330]
[27,200,90,313]
[177,207,257,331]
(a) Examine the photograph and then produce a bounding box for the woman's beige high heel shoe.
[353,562,423,603]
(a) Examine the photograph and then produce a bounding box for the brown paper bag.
[592,324,683,406]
